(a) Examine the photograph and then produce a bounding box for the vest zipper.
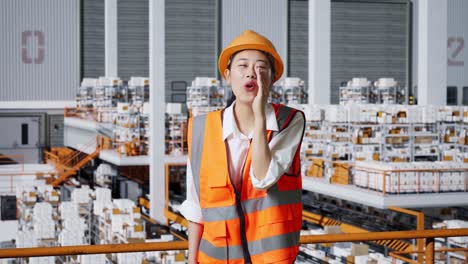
[224,140,252,263]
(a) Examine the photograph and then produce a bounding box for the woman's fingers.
[256,67,267,97]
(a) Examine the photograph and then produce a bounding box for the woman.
[180,30,305,264]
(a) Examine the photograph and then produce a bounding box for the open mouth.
[244,80,257,91]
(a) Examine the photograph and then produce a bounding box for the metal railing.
[0,228,467,263]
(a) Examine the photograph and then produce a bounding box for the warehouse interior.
[0,0,468,263]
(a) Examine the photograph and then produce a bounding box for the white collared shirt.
[179,102,304,223]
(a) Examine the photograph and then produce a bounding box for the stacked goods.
[114,102,142,156]
[93,195,145,245]
[79,254,107,264]
[307,158,325,178]
[37,185,59,204]
[16,185,37,204]
[58,217,86,246]
[94,163,117,187]
[72,77,152,156]
[330,162,351,185]
[187,77,225,117]
[128,77,149,111]
[71,186,92,204]
[339,78,375,105]
[268,84,284,104]
[300,105,468,181]
[16,230,37,248]
[76,78,98,120]
[58,201,86,246]
[29,257,55,264]
[32,203,55,239]
[374,78,404,104]
[94,77,124,109]
[354,161,468,194]
[282,77,308,104]
[93,187,113,219]
[339,77,405,105]
[299,105,326,177]
[115,252,145,264]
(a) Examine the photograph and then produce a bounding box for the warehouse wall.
[0,0,79,101]
[447,0,468,104]
[222,0,288,81]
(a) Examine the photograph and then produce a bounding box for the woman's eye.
[238,64,247,68]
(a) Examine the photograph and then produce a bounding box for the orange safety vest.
[188,104,304,264]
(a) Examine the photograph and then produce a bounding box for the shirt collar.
[222,101,279,141]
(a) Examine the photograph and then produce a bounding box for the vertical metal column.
[149,0,166,223]
[105,0,118,77]
[308,0,331,105]
[389,206,425,263]
[425,237,435,264]
[417,0,447,105]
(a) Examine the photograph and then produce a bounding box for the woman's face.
[224,50,273,105]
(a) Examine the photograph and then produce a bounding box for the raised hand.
[252,65,270,120]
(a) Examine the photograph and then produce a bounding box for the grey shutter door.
[330,0,409,103]
[117,0,149,80]
[166,0,216,102]
[82,0,105,78]
[288,0,309,86]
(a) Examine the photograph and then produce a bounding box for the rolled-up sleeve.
[250,112,305,189]
[179,159,204,223]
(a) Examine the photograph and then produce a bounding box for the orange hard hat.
[218,30,284,82]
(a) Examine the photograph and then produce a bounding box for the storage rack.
[382,123,411,163]
[114,103,142,156]
[76,78,97,120]
[128,77,149,111]
[165,104,187,156]
[300,105,468,182]
[140,106,150,156]
[412,122,440,162]
[301,120,327,178]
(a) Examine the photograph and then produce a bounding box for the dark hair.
[225,50,275,107]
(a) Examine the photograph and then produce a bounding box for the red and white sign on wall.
[21,30,45,64]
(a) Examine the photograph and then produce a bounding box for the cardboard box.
[324,226,342,234]
[351,243,369,256]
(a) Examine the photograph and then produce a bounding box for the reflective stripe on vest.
[189,114,206,198]
[199,231,300,261]
[189,104,303,263]
[201,188,301,222]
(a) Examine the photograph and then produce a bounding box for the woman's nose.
[245,65,256,79]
